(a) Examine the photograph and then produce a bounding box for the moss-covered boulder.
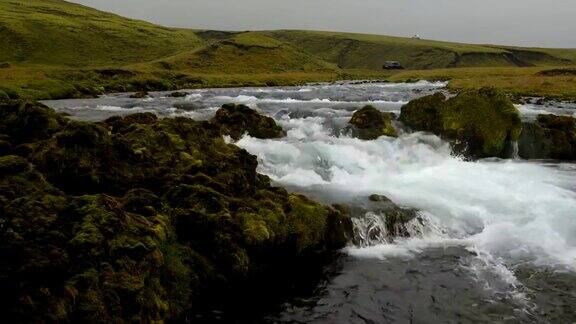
[0,100,352,323]
[0,100,66,145]
[211,103,285,140]
[347,105,397,139]
[400,88,521,158]
[518,114,576,160]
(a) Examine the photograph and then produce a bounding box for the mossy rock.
[347,105,397,139]
[0,100,65,145]
[0,90,9,100]
[400,88,521,158]
[0,155,30,175]
[102,112,158,134]
[0,100,352,322]
[211,103,285,140]
[518,114,576,160]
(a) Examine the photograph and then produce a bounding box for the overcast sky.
[71,0,575,48]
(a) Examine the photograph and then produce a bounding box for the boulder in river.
[518,114,576,160]
[400,88,521,158]
[168,91,188,98]
[347,105,397,140]
[129,91,149,99]
[211,103,285,140]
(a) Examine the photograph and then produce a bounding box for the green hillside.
[155,32,338,74]
[268,30,574,70]
[0,0,575,100]
[0,0,202,67]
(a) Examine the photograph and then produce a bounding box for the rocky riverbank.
[0,100,352,322]
[2,84,575,322]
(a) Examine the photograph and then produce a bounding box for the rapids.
[43,81,576,323]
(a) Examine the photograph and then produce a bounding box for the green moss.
[237,211,272,245]
[285,194,329,252]
[0,155,30,175]
[0,100,65,144]
[518,114,576,160]
[400,88,521,158]
[348,105,397,139]
[1,100,353,322]
[211,103,285,140]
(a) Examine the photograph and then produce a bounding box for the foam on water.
[236,115,576,271]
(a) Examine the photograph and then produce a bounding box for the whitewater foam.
[236,115,576,271]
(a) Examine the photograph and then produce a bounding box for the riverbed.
[43,81,576,323]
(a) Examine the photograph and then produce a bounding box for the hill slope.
[0,0,202,67]
[156,32,337,74]
[268,30,575,70]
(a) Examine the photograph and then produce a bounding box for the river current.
[43,81,576,323]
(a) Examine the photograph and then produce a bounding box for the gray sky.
[71,0,575,48]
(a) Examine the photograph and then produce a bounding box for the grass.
[387,67,576,100]
[0,0,202,67]
[0,0,575,100]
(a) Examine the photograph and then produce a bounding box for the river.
[43,81,576,323]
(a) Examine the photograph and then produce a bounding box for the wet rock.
[173,101,199,111]
[347,105,397,140]
[368,194,393,203]
[129,91,148,99]
[518,114,576,160]
[400,88,521,158]
[168,91,188,98]
[211,103,285,140]
[348,195,419,247]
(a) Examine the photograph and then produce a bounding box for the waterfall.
[512,140,520,160]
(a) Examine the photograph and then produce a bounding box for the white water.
[236,114,576,271]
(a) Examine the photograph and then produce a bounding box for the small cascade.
[512,141,520,160]
[351,211,429,247]
[351,212,390,247]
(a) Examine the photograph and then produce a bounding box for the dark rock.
[347,105,397,140]
[211,103,285,140]
[130,91,149,99]
[0,155,30,175]
[0,139,12,155]
[518,114,576,160]
[400,88,521,158]
[348,195,418,247]
[168,91,188,98]
[173,102,199,111]
[369,194,393,203]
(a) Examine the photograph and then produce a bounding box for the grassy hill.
[0,0,575,100]
[0,0,202,67]
[268,30,574,70]
[155,32,338,74]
